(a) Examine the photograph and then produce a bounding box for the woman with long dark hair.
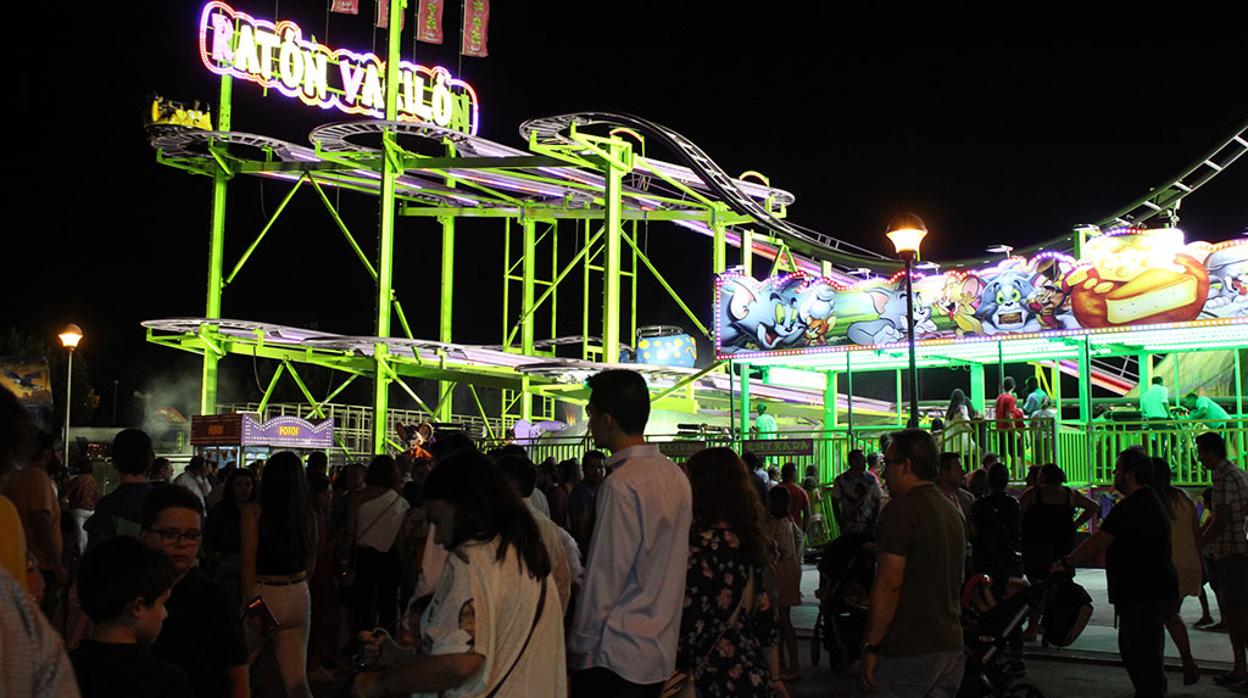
[353,450,563,697]
[943,388,978,456]
[240,451,317,697]
[1155,457,1201,685]
[206,467,255,606]
[676,447,789,697]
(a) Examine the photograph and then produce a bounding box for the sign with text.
[656,440,707,458]
[741,439,814,457]
[198,2,479,134]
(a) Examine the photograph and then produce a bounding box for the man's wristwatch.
[862,642,881,655]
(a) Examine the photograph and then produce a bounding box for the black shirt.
[84,482,156,549]
[71,640,192,698]
[970,491,1022,571]
[150,568,249,698]
[1099,486,1179,606]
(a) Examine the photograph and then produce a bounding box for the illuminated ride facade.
[148,1,1247,488]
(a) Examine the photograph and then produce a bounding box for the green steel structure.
[151,1,1248,490]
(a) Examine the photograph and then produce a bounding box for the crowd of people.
[3,367,1248,698]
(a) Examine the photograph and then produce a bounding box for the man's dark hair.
[1003,376,1015,392]
[742,451,762,472]
[430,432,477,463]
[587,369,651,435]
[1025,376,1038,392]
[889,429,940,481]
[1117,446,1155,485]
[987,462,1009,491]
[583,450,606,465]
[939,452,962,470]
[767,483,791,520]
[112,428,154,476]
[185,455,205,474]
[365,454,400,489]
[1152,376,1164,385]
[141,484,204,530]
[77,537,176,624]
[497,454,539,497]
[306,451,328,476]
[781,462,797,482]
[848,449,866,468]
[558,459,581,485]
[1040,462,1066,485]
[1196,431,1227,459]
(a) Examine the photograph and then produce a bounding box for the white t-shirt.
[172,471,210,505]
[417,537,565,698]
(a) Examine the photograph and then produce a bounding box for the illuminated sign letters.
[199,2,480,134]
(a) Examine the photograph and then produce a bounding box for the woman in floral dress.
[679,447,790,698]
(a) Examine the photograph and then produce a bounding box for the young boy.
[70,537,192,697]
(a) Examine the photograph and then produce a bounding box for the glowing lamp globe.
[886,214,928,258]
[59,324,83,350]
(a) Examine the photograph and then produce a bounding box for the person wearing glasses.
[141,484,250,698]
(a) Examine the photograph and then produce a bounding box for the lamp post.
[58,324,83,465]
[886,215,927,428]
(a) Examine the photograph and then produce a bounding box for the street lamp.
[886,214,927,428]
[58,324,83,465]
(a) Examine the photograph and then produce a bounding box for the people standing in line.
[1196,432,1248,688]
[140,485,250,698]
[63,463,99,560]
[568,450,605,558]
[340,455,409,634]
[568,370,692,697]
[1153,457,1203,686]
[777,462,811,545]
[538,459,570,530]
[352,450,564,697]
[147,458,173,484]
[968,463,1023,603]
[994,377,1024,469]
[1018,462,1097,640]
[858,429,966,697]
[1053,447,1178,697]
[1021,377,1047,418]
[71,536,191,697]
[85,429,158,549]
[966,468,989,499]
[305,473,342,683]
[936,452,976,522]
[239,451,318,698]
[205,468,256,600]
[764,485,803,683]
[744,451,770,502]
[173,456,211,507]
[3,430,66,617]
[830,449,883,540]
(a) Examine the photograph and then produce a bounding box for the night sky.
[6,2,1246,419]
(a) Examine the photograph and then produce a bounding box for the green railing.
[512,416,1247,489]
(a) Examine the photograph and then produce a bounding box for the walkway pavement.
[795,564,1238,670]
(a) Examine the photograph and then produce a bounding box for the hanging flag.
[460,0,489,57]
[376,0,406,29]
[416,0,444,44]
[330,0,359,14]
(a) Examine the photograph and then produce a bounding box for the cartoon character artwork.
[977,270,1043,335]
[718,275,808,351]
[1028,277,1078,330]
[1200,243,1248,319]
[846,287,934,346]
[938,276,984,336]
[796,281,838,343]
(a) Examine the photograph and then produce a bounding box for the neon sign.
[198,2,480,134]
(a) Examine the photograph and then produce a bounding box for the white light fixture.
[59,324,84,350]
[886,213,928,258]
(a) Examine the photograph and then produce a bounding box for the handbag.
[338,491,403,589]
[660,572,754,698]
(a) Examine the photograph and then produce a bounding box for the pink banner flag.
[460,0,489,57]
[330,0,359,14]
[376,0,406,29]
[416,0,444,44]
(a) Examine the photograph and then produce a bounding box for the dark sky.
[6,1,1246,416]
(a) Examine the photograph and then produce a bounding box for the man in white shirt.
[569,370,692,698]
[171,456,211,507]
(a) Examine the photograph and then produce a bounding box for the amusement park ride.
[147,1,1248,483]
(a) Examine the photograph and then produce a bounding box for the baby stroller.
[958,569,1088,697]
[809,532,875,670]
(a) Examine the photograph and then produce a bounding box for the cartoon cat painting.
[719,275,808,351]
[846,287,934,346]
[977,270,1043,335]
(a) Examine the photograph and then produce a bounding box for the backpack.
[1042,578,1093,647]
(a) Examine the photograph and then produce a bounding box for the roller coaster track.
[520,112,895,269]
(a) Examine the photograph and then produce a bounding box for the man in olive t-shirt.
[859,429,966,698]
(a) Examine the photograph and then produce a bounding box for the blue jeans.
[855,650,965,698]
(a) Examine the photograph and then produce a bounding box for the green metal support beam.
[224,174,307,287]
[738,364,752,437]
[505,226,604,349]
[970,363,986,414]
[309,176,379,282]
[742,229,754,277]
[282,360,327,419]
[201,74,232,416]
[399,205,755,224]
[620,229,712,340]
[256,363,285,414]
[602,139,631,364]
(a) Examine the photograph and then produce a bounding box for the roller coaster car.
[146,95,214,132]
